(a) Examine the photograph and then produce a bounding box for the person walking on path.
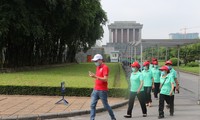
[165,60,179,93]
[165,60,179,109]
[151,60,161,99]
[142,61,154,107]
[158,66,175,119]
[149,58,157,70]
[88,54,116,120]
[124,61,147,118]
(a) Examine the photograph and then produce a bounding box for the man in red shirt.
[89,54,116,120]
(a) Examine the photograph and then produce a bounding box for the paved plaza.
[0,95,126,120]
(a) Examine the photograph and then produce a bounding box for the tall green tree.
[0,0,107,68]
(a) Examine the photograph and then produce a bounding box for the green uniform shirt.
[152,67,161,83]
[130,71,144,92]
[142,69,153,87]
[160,74,175,95]
[149,64,153,70]
[169,68,177,87]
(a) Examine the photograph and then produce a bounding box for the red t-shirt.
[94,63,109,91]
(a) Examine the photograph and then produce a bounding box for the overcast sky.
[100,0,200,45]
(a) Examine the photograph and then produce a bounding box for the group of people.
[88,54,179,120]
[124,58,179,119]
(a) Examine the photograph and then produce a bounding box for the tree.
[179,42,200,65]
[0,0,107,68]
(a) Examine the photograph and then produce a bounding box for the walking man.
[89,54,116,120]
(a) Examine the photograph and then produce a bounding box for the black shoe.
[170,113,174,116]
[124,114,132,118]
[143,114,147,117]
[158,115,164,119]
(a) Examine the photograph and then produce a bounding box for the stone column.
[127,29,129,42]
[134,46,137,61]
[140,43,143,67]
[121,29,123,43]
[109,29,112,43]
[115,29,117,43]
[139,29,141,41]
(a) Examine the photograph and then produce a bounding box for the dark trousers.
[144,87,152,103]
[159,94,174,116]
[166,87,176,105]
[154,83,160,98]
[127,91,147,115]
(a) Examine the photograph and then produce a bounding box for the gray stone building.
[75,46,104,63]
[75,21,143,63]
[103,21,143,62]
[108,21,143,43]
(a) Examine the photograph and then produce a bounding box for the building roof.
[108,21,143,29]
[135,39,200,48]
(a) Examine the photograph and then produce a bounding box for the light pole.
[198,57,200,105]
[128,42,136,63]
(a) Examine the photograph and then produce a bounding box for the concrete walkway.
[0,95,127,120]
[50,89,200,120]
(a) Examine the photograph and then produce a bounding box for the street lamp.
[128,42,136,63]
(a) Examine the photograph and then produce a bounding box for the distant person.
[124,61,147,118]
[88,54,116,120]
[142,61,154,107]
[151,60,161,99]
[158,66,175,119]
[149,58,157,70]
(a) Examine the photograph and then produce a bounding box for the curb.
[2,100,128,120]
[180,86,196,94]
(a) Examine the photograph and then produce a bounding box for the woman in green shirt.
[142,61,154,107]
[124,61,147,118]
[158,66,175,119]
[165,60,179,109]
[152,61,161,99]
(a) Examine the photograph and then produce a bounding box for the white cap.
[91,54,103,61]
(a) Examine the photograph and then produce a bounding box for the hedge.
[187,62,199,67]
[170,58,181,66]
[0,85,128,97]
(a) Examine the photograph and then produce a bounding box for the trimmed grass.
[158,60,199,74]
[158,61,165,66]
[0,63,128,89]
[174,66,200,74]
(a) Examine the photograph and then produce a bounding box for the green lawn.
[158,60,199,74]
[0,63,128,89]
[174,66,199,74]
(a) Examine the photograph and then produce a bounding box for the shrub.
[170,58,181,66]
[187,62,199,67]
[0,85,128,97]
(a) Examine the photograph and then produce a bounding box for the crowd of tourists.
[124,58,179,119]
[88,54,179,120]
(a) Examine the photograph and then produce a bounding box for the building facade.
[169,33,199,39]
[75,47,104,63]
[108,21,143,43]
[103,21,143,62]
